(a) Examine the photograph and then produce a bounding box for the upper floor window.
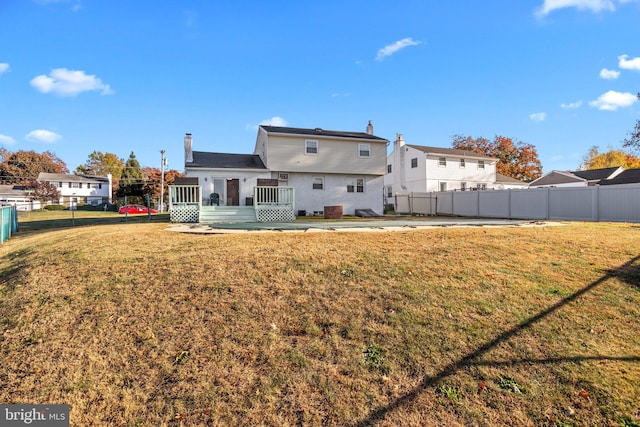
[312,177,324,190]
[478,160,485,169]
[50,182,60,188]
[459,158,466,168]
[387,164,392,173]
[411,158,418,168]
[70,182,81,188]
[461,182,467,191]
[358,144,371,158]
[439,157,447,167]
[305,140,318,155]
[91,183,102,189]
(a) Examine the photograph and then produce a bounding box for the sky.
[1,0,639,174]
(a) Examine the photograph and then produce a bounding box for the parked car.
[118,204,158,215]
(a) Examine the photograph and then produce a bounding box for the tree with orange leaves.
[451,134,543,182]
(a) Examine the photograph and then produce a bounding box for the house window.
[305,140,318,155]
[479,183,487,190]
[51,182,60,188]
[386,186,392,197]
[460,158,466,168]
[478,160,485,169]
[387,164,392,173]
[440,182,447,192]
[348,178,365,193]
[70,182,80,188]
[439,157,447,167]
[358,144,370,158]
[312,177,324,190]
[461,182,467,191]
[91,183,102,189]
[411,158,418,168]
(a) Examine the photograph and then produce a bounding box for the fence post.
[546,187,551,220]
[595,185,600,222]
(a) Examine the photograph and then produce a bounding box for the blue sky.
[1,0,639,174]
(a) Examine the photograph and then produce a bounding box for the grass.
[1,215,640,426]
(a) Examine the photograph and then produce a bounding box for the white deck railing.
[254,186,295,222]
[169,185,201,223]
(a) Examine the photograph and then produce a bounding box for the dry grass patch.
[1,222,639,426]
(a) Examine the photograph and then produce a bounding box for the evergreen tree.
[116,152,145,198]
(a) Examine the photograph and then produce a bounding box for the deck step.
[199,206,257,223]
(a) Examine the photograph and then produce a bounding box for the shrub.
[44,204,66,211]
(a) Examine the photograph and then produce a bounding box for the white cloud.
[0,63,9,74]
[258,116,288,127]
[599,68,620,79]
[375,38,422,62]
[561,100,582,109]
[618,54,640,70]
[0,134,15,145]
[30,68,113,96]
[536,0,615,16]
[529,112,547,122]
[589,90,638,110]
[25,129,62,143]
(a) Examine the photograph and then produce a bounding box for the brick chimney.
[366,120,374,135]
[184,133,193,164]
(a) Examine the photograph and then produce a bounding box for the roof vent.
[315,128,323,133]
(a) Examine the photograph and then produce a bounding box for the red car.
[118,204,158,215]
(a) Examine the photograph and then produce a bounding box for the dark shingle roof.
[599,169,640,185]
[571,167,621,181]
[260,125,388,142]
[407,145,496,160]
[529,171,585,186]
[38,173,109,183]
[187,151,267,170]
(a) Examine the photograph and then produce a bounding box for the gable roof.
[529,170,586,186]
[260,125,388,142]
[38,172,109,183]
[496,173,528,185]
[0,184,26,196]
[406,145,496,160]
[571,167,622,181]
[599,168,640,185]
[187,151,267,170]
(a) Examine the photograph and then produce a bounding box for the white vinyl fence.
[395,184,640,223]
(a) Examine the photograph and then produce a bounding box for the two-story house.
[384,134,498,200]
[37,172,112,207]
[183,122,389,217]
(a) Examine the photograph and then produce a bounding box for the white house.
[37,173,112,206]
[0,184,41,211]
[528,167,624,188]
[183,122,389,216]
[384,134,499,200]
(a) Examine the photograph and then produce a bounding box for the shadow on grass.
[0,248,33,297]
[353,255,640,427]
[16,214,170,236]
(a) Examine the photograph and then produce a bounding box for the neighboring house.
[495,173,529,189]
[528,167,624,188]
[37,172,112,206]
[0,184,41,211]
[599,168,640,185]
[384,134,498,199]
[183,122,389,215]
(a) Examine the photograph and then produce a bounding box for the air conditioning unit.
[278,173,289,181]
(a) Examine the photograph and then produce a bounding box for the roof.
[529,170,585,186]
[260,125,388,142]
[38,173,110,183]
[599,168,640,185]
[406,145,496,160]
[187,151,267,170]
[0,184,26,196]
[571,167,622,181]
[496,173,527,184]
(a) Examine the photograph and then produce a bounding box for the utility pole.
[160,149,166,213]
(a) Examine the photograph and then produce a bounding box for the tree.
[0,149,68,184]
[116,152,145,198]
[75,151,124,178]
[142,167,185,201]
[26,179,61,204]
[580,145,640,170]
[451,134,543,182]
[622,92,640,152]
